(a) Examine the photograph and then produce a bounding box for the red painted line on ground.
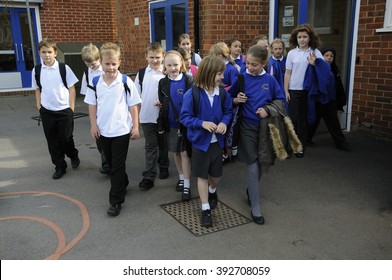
[0,191,90,259]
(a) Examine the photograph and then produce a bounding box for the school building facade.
[1,0,391,139]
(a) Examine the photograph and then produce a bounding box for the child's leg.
[180,151,192,200]
[157,131,170,172]
[198,177,210,209]
[247,161,262,216]
[141,124,159,181]
[103,134,130,206]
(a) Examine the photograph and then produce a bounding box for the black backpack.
[34,62,68,91]
[137,67,146,92]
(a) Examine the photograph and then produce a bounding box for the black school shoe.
[71,156,80,169]
[52,169,66,179]
[139,178,154,190]
[176,180,184,192]
[208,191,218,210]
[201,209,213,227]
[182,187,191,201]
[159,168,169,179]
[251,211,265,225]
[107,204,121,216]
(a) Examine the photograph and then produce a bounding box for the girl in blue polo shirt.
[229,44,286,225]
[180,56,233,228]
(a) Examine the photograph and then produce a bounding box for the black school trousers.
[288,90,308,147]
[40,106,78,171]
[100,133,130,205]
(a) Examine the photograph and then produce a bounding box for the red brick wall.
[354,0,392,139]
[115,0,269,73]
[39,0,117,42]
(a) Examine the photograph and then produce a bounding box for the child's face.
[256,39,269,50]
[323,51,334,64]
[297,31,310,49]
[84,59,101,71]
[230,40,242,57]
[246,54,266,76]
[101,55,120,78]
[179,38,191,52]
[271,42,284,59]
[183,54,191,70]
[214,71,224,87]
[164,54,181,79]
[39,46,57,66]
[146,50,164,70]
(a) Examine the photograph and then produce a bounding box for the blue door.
[150,0,188,51]
[0,7,38,88]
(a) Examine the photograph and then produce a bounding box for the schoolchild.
[240,35,269,74]
[84,42,141,217]
[157,50,194,200]
[228,38,245,71]
[228,45,286,224]
[178,33,202,66]
[307,47,350,151]
[80,43,108,174]
[180,56,233,227]
[208,42,239,163]
[32,39,80,180]
[267,38,287,92]
[135,42,170,190]
[284,24,323,157]
[177,47,198,77]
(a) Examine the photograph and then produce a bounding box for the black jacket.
[157,74,194,132]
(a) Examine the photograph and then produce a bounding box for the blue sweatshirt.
[228,71,286,126]
[168,76,186,128]
[267,56,287,91]
[180,87,233,152]
[223,63,239,88]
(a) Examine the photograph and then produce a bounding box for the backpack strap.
[138,67,146,92]
[34,64,42,91]
[122,74,131,96]
[58,62,68,89]
[92,75,100,99]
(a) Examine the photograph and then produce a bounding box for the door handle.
[20,44,25,62]
[15,44,19,61]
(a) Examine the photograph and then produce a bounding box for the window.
[376,0,392,32]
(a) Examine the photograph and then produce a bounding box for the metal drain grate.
[161,198,252,237]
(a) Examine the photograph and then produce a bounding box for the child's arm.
[284,69,291,102]
[69,85,76,111]
[130,105,140,139]
[35,89,41,111]
[88,104,100,140]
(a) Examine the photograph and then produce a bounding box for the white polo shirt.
[80,65,103,95]
[31,60,79,111]
[134,65,165,124]
[84,72,142,137]
[286,47,323,90]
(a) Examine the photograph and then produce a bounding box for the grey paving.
[0,94,391,260]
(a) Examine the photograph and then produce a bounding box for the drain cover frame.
[161,198,252,237]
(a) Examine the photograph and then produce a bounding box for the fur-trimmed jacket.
[258,99,303,168]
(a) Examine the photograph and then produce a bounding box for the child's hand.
[215,122,227,134]
[256,107,268,119]
[307,52,316,65]
[285,91,291,102]
[202,121,217,133]
[154,99,162,108]
[130,127,140,139]
[90,124,100,140]
[236,92,247,104]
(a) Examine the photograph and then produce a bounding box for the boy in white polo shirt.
[32,38,80,180]
[84,42,141,217]
[135,42,170,190]
[80,43,108,175]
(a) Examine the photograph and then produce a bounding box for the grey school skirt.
[238,121,259,165]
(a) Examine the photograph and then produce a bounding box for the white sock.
[209,185,216,193]
[201,203,210,210]
[179,174,184,181]
[184,179,190,189]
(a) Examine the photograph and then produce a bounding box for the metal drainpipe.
[194,0,200,53]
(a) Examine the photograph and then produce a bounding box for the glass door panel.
[0,10,17,71]
[171,4,186,48]
[152,7,166,50]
